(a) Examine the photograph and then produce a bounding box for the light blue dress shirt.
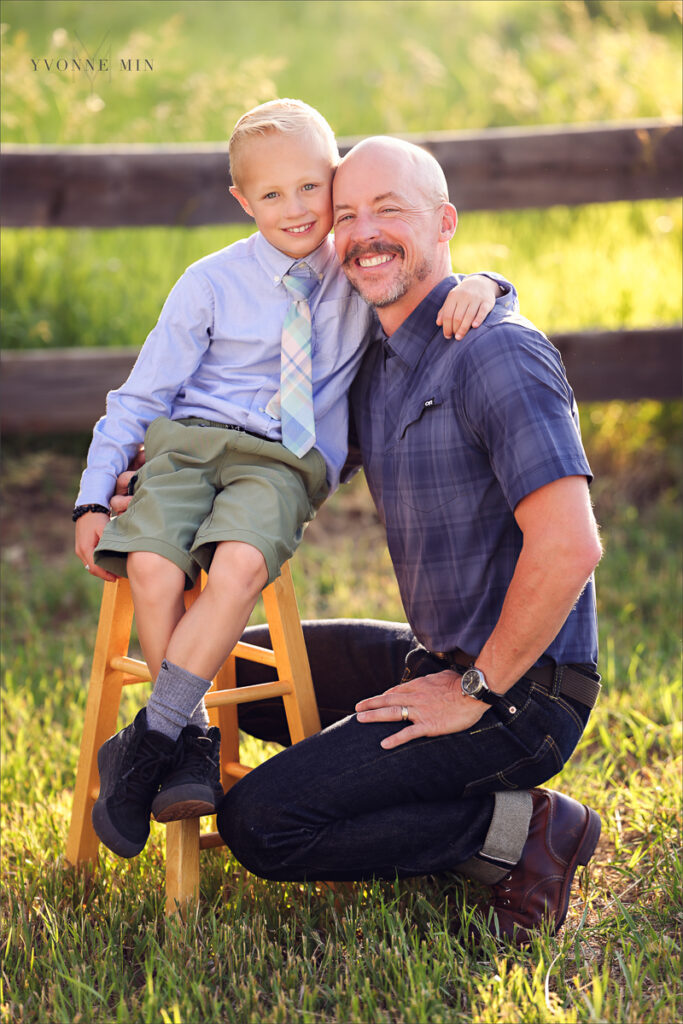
[76,232,375,506]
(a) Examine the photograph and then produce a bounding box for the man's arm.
[356,474,602,748]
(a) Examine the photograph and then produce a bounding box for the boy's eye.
[264,191,279,200]
[302,183,317,191]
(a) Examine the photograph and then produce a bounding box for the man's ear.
[439,202,457,242]
[229,185,255,219]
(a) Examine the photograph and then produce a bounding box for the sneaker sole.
[153,799,216,822]
[152,782,217,822]
[91,799,148,858]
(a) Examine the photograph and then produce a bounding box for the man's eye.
[335,214,353,225]
[380,207,399,215]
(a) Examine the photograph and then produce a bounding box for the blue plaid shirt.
[351,276,598,669]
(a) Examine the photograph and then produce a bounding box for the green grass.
[2,199,681,351]
[2,1,681,144]
[1,428,682,1023]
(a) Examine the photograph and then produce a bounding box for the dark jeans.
[216,619,590,882]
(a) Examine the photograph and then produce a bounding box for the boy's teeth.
[288,224,311,233]
[358,254,393,267]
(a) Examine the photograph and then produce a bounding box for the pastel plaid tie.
[280,270,317,457]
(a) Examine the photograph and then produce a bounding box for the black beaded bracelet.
[72,503,110,522]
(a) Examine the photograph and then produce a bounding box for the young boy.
[74,99,516,859]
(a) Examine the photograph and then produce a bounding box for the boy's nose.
[284,194,308,218]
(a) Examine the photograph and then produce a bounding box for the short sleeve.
[456,321,592,511]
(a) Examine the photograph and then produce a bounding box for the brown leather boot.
[489,788,601,946]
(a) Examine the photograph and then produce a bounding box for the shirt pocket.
[393,386,459,513]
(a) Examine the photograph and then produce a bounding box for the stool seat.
[65,562,320,915]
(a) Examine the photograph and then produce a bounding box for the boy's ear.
[229,185,255,219]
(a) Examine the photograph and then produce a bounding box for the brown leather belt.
[441,648,602,710]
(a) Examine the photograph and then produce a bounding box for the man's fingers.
[356,703,405,722]
[109,494,133,515]
[115,470,137,496]
[380,724,424,749]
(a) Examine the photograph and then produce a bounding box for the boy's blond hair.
[229,99,338,189]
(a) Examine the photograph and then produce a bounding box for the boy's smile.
[230,131,335,260]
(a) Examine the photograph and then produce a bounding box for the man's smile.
[343,241,405,268]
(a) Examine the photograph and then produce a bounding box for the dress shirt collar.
[384,275,457,371]
[253,231,337,287]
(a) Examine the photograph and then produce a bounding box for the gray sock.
[187,699,210,732]
[146,659,212,740]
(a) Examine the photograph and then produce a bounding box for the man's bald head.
[337,136,449,207]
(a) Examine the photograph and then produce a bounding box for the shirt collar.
[384,276,458,371]
[254,231,337,287]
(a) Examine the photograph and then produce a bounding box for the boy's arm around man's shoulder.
[436,271,518,340]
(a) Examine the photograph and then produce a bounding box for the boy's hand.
[436,274,503,340]
[74,512,118,582]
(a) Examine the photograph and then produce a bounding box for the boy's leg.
[165,540,269,679]
[127,551,186,680]
[149,540,268,823]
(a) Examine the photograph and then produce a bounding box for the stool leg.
[262,562,321,742]
[66,579,135,868]
[165,819,200,916]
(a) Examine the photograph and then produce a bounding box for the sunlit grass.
[2,199,681,352]
[1,436,681,1022]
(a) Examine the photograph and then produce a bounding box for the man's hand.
[436,275,503,340]
[109,446,146,516]
[74,512,118,582]
[355,669,487,749]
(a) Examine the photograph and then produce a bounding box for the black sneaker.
[91,708,179,858]
[151,725,223,823]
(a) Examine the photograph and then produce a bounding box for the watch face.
[462,668,485,697]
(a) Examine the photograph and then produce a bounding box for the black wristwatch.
[460,666,516,716]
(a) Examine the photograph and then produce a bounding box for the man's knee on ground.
[216,783,305,880]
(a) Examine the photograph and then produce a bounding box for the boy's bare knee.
[128,551,185,596]
[210,541,269,596]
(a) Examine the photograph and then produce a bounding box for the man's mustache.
[342,241,405,265]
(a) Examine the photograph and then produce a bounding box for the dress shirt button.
[274,275,280,283]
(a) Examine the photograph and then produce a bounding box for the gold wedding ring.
[401,705,409,722]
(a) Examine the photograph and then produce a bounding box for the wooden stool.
[65,561,320,915]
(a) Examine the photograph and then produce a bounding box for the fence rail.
[1,119,681,426]
[1,327,680,435]
[2,120,681,227]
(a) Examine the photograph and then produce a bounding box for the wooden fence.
[1,119,681,432]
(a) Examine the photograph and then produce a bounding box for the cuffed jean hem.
[454,790,533,883]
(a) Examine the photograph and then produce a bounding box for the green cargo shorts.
[94,417,329,588]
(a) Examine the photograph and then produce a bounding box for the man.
[213,136,603,946]
[113,137,603,944]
